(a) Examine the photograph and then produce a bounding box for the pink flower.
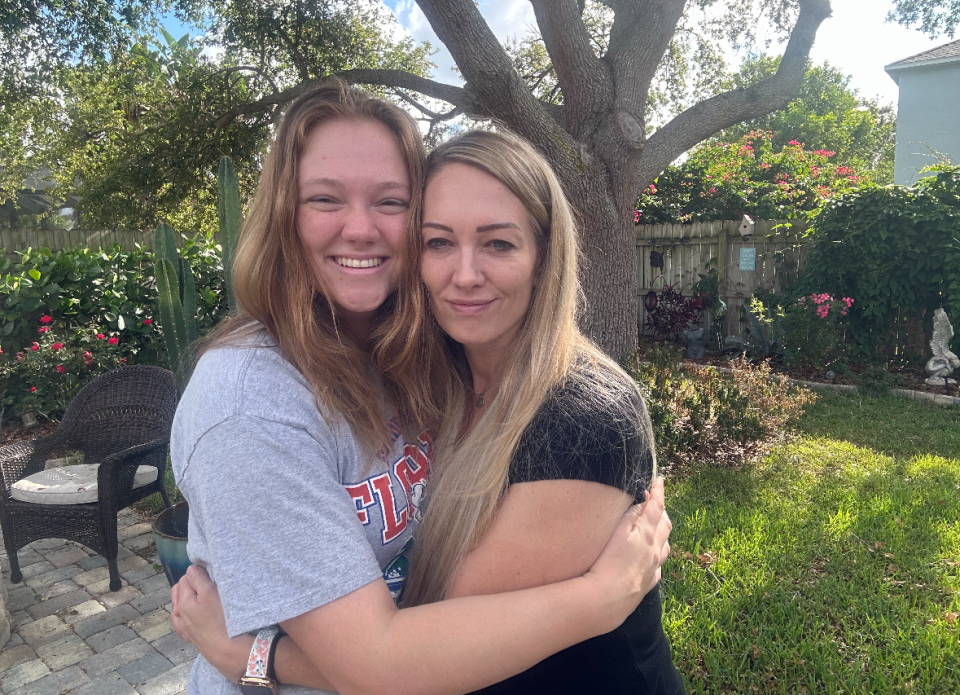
[51,342,64,351]
[16,352,23,360]
[39,315,53,324]
[83,351,93,360]
[634,210,641,224]
[96,333,106,340]
[30,343,40,352]
[142,318,153,325]
[56,365,65,374]
[108,337,119,345]
[38,326,49,333]
[817,306,829,319]
[30,386,37,393]
[709,188,717,194]
[118,357,127,363]
[788,140,801,146]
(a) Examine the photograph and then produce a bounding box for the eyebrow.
[422,221,522,233]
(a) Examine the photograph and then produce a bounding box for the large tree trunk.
[554,161,639,358]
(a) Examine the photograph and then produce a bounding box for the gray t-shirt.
[171,331,431,694]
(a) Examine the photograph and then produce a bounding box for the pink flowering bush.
[635,131,866,224]
[0,318,127,422]
[779,293,854,369]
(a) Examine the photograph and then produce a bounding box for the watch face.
[239,676,279,695]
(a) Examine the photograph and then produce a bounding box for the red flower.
[56,365,65,374]
[38,326,49,333]
[30,386,37,393]
[143,318,153,325]
[39,315,53,324]
[30,342,40,352]
[634,210,641,224]
[51,342,64,351]
[96,333,106,340]
[108,337,119,345]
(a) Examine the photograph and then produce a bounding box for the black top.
[471,366,686,695]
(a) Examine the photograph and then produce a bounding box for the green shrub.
[798,166,960,357]
[1,317,130,420]
[0,236,227,358]
[0,232,228,420]
[779,293,853,369]
[628,346,816,468]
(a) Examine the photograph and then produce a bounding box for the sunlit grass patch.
[662,394,960,694]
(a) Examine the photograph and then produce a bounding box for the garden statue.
[683,327,706,359]
[925,308,960,386]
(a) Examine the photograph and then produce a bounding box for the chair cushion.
[10,464,159,505]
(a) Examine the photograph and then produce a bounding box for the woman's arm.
[171,479,670,694]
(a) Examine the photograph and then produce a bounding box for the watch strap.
[244,625,281,681]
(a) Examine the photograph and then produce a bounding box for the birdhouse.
[739,214,755,238]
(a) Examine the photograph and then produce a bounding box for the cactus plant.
[218,156,241,313]
[154,223,197,394]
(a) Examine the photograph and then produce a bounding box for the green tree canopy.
[2,1,433,232]
[715,55,897,183]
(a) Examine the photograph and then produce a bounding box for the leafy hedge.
[797,167,960,357]
[1,235,228,422]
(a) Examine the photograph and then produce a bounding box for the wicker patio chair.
[0,366,178,591]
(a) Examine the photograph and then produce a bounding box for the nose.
[451,247,484,289]
[341,205,378,244]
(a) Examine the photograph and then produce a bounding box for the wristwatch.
[238,625,282,694]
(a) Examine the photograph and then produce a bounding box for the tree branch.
[413,0,575,161]
[637,0,832,185]
[528,0,610,137]
[391,89,460,122]
[607,0,687,124]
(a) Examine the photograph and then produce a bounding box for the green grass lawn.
[662,390,960,694]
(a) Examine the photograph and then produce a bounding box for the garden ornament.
[683,327,706,359]
[739,214,755,238]
[925,308,960,386]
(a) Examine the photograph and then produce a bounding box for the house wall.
[894,62,960,185]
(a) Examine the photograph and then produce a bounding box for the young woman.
[170,83,672,695]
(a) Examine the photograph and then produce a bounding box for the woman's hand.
[170,565,253,683]
[582,477,672,629]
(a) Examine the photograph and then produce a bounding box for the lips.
[447,299,495,315]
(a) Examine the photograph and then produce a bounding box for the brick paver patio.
[0,507,195,694]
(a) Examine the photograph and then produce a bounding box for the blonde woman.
[170,84,672,695]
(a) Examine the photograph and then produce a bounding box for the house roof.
[885,39,960,83]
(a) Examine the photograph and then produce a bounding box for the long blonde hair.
[208,81,438,450]
[401,130,651,606]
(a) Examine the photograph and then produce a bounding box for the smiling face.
[421,162,539,360]
[296,118,411,334]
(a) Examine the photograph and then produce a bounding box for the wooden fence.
[0,228,154,256]
[636,219,811,338]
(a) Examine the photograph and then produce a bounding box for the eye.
[304,195,339,206]
[489,239,515,252]
[424,237,451,250]
[379,198,410,211]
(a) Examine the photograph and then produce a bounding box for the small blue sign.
[739,247,757,271]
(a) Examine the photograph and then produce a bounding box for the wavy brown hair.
[208,80,438,450]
